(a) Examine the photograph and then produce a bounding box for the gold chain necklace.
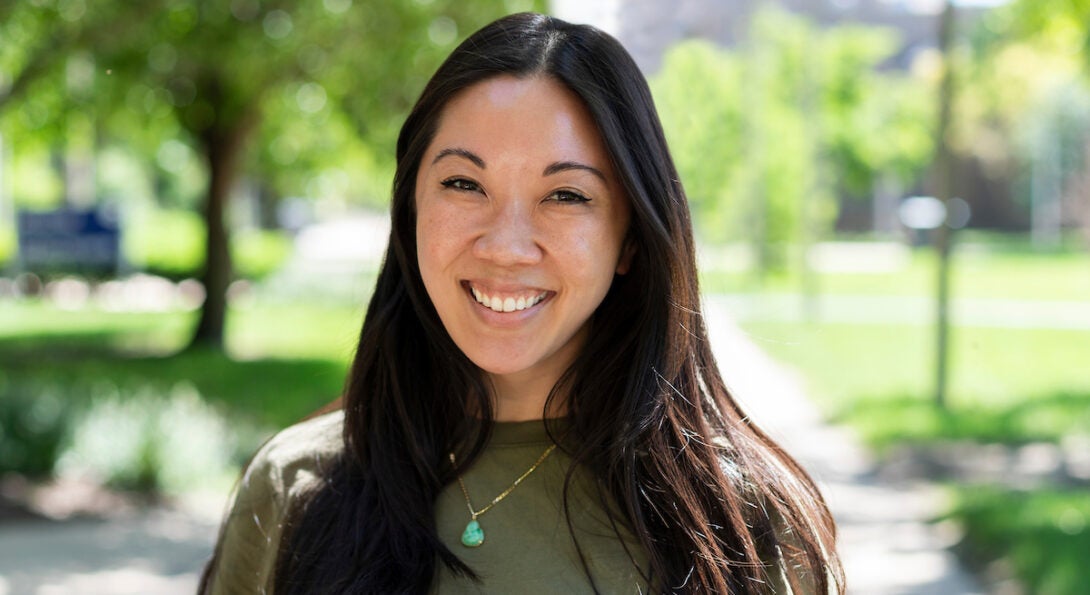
[448,443,557,547]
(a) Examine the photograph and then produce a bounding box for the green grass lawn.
[740,322,1090,447]
[0,301,361,426]
[701,244,1090,302]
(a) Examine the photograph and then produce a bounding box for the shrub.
[57,382,266,494]
[0,376,71,478]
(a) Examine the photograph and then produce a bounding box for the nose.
[472,200,542,266]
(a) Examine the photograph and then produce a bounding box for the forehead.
[427,75,612,167]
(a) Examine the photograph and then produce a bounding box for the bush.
[0,302,348,492]
[57,382,263,493]
[0,369,267,493]
[0,376,71,478]
[952,487,1090,595]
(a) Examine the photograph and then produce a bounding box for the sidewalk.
[0,506,218,594]
[0,300,983,594]
[703,297,983,594]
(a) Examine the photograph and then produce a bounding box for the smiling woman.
[201,12,843,594]
[416,76,632,421]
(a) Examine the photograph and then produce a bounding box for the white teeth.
[471,286,547,313]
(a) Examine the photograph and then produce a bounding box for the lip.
[461,280,553,323]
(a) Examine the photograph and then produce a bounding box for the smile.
[468,283,549,313]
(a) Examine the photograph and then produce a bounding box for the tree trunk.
[188,122,250,351]
[931,0,957,410]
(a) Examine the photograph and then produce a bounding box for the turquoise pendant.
[461,519,484,547]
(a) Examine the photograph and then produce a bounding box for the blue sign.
[16,208,120,274]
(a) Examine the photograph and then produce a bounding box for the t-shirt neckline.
[489,418,569,447]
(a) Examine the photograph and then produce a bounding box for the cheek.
[559,223,625,287]
[415,202,447,288]
[416,201,476,297]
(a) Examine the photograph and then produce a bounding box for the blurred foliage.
[57,384,256,493]
[0,0,544,348]
[0,300,357,484]
[651,6,934,266]
[0,381,70,477]
[0,225,13,267]
[948,0,1090,248]
[1001,0,1090,73]
[233,228,294,280]
[0,0,543,207]
[951,486,1090,595]
[121,208,291,280]
[121,208,205,278]
[829,391,1090,448]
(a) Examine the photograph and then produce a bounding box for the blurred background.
[0,0,1087,593]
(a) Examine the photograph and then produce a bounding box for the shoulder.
[244,409,345,499]
[206,410,345,594]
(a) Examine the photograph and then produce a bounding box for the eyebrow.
[543,161,607,183]
[432,147,485,169]
[431,147,606,183]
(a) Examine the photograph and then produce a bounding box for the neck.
[487,371,567,422]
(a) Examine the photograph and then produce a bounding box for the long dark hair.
[236,12,841,593]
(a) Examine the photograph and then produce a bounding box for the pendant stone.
[461,519,484,547]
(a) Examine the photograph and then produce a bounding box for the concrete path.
[0,299,984,594]
[704,297,983,594]
[0,506,219,595]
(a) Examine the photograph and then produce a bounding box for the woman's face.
[415,75,631,400]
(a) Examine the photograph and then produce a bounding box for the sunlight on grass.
[701,246,1090,302]
[227,302,363,361]
[0,303,193,353]
[740,321,1090,446]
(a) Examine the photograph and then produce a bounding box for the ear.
[615,235,636,275]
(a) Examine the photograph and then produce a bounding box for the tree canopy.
[650,6,934,270]
[1,0,541,350]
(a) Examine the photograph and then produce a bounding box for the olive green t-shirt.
[206,411,809,594]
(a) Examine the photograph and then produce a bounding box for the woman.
[203,12,842,594]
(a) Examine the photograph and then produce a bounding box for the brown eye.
[550,190,590,203]
[441,178,482,193]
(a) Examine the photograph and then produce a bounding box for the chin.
[467,356,534,378]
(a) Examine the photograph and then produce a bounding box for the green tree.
[651,40,745,243]
[651,7,933,276]
[1003,0,1090,71]
[3,0,540,351]
[970,0,1090,244]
